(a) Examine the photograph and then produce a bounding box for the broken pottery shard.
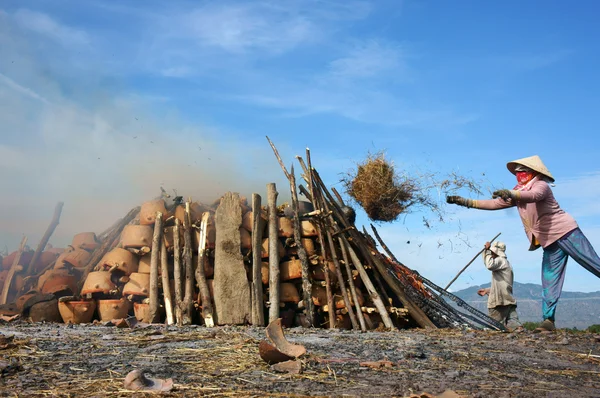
[258,340,293,365]
[124,369,173,392]
[265,318,306,358]
[213,192,251,325]
[271,360,302,374]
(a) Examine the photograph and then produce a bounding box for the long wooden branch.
[173,218,183,325]
[161,240,174,325]
[26,202,64,275]
[266,183,280,323]
[181,202,195,325]
[338,237,367,331]
[251,194,265,326]
[148,211,163,323]
[195,212,214,327]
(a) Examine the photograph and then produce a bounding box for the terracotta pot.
[58,300,96,324]
[261,259,302,284]
[138,253,151,274]
[97,298,131,321]
[310,261,337,283]
[29,299,62,323]
[46,247,65,255]
[132,302,163,323]
[311,285,364,309]
[72,232,100,251]
[174,202,209,225]
[241,211,268,234]
[15,290,39,312]
[277,217,294,238]
[28,251,60,274]
[57,248,91,269]
[240,228,252,250]
[280,283,300,303]
[121,225,154,249]
[2,250,34,270]
[98,248,139,275]
[300,221,317,237]
[40,269,78,295]
[140,199,168,226]
[80,271,117,295]
[260,238,286,259]
[286,238,317,258]
[123,273,150,297]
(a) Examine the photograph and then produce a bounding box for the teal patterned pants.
[541,228,600,321]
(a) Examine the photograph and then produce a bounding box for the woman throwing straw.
[446,155,600,332]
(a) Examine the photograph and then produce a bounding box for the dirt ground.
[1,321,599,397]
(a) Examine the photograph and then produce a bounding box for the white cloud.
[328,40,409,80]
[13,8,90,47]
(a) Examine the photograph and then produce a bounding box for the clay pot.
[280,283,300,303]
[311,285,364,309]
[72,232,100,251]
[240,228,252,250]
[174,202,209,225]
[123,273,150,297]
[261,238,286,259]
[241,211,268,234]
[80,271,117,295]
[15,290,40,312]
[2,250,34,270]
[56,248,91,269]
[286,238,317,258]
[132,302,163,323]
[98,248,139,275]
[46,247,65,255]
[300,221,317,237]
[277,217,294,238]
[97,298,131,321]
[310,261,337,284]
[40,269,78,295]
[140,199,168,226]
[29,299,62,323]
[138,253,151,274]
[58,300,96,324]
[191,255,214,278]
[121,225,154,249]
[261,259,302,284]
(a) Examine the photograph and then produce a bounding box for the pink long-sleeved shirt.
[470,180,578,250]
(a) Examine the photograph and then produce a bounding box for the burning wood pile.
[0,139,504,332]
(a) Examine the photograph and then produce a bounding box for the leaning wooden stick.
[445,232,502,290]
[26,202,64,275]
[266,183,280,323]
[161,240,175,325]
[148,212,163,323]
[195,212,214,327]
[338,236,367,332]
[0,236,28,305]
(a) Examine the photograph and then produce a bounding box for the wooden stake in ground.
[181,201,195,325]
[213,192,251,325]
[251,193,265,326]
[195,212,214,327]
[148,212,163,323]
[339,237,367,332]
[266,183,280,323]
[173,218,183,325]
[0,236,28,305]
[26,202,64,275]
[160,240,174,325]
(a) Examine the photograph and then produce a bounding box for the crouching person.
[477,241,522,331]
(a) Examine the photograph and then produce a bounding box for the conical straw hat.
[506,155,554,183]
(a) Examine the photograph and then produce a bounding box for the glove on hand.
[446,195,467,207]
[492,189,513,200]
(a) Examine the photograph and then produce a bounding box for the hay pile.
[342,153,417,222]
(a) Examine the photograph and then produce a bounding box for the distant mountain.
[451,282,600,329]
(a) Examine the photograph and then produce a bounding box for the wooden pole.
[0,236,28,305]
[173,218,183,325]
[160,239,174,325]
[266,183,280,323]
[26,202,64,275]
[148,211,163,323]
[251,194,265,326]
[181,202,194,325]
[445,232,502,290]
[195,212,214,327]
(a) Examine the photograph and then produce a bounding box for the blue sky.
[1,1,600,294]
